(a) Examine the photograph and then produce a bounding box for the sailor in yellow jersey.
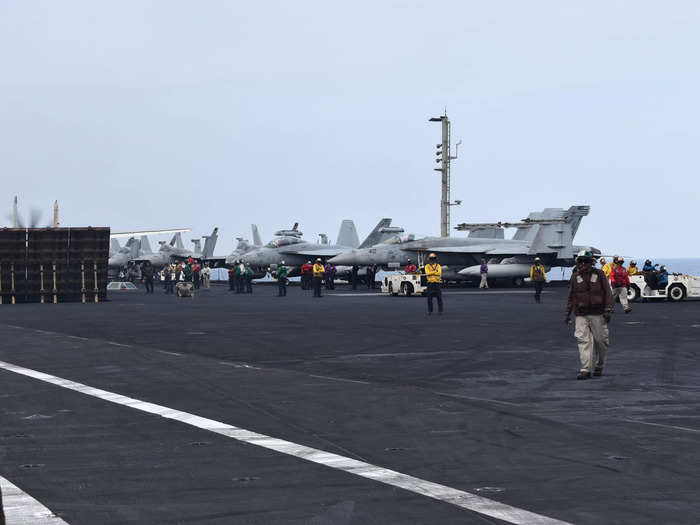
[312,258,325,298]
[424,253,443,314]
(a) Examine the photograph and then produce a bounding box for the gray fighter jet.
[241,219,391,274]
[204,224,263,267]
[108,237,141,271]
[109,228,192,270]
[328,206,597,284]
[133,228,219,268]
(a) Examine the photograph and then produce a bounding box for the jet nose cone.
[458,265,481,277]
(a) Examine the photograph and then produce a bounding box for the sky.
[1,1,699,258]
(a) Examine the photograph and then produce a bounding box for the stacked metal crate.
[0,229,28,304]
[0,227,109,304]
[67,227,110,302]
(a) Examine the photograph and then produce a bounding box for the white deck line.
[624,419,700,433]
[0,360,571,525]
[0,475,68,524]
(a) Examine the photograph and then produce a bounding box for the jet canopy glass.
[265,237,303,248]
[383,233,419,245]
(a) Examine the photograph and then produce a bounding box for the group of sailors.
[227,261,256,294]
[120,260,213,295]
[275,258,330,297]
[299,260,338,292]
[599,257,669,289]
[159,260,211,294]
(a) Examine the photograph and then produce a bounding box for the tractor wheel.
[668,284,685,302]
[627,285,640,302]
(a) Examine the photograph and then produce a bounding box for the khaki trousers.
[479,274,488,289]
[574,315,609,372]
[611,286,629,311]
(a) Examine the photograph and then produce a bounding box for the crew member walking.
[610,257,632,313]
[565,250,613,380]
[141,261,155,294]
[479,258,489,289]
[276,261,288,296]
[312,258,325,297]
[530,257,546,302]
[425,253,443,314]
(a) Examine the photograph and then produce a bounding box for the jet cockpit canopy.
[383,233,419,245]
[265,236,303,249]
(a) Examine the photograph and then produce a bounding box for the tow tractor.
[381,273,426,297]
[627,273,700,302]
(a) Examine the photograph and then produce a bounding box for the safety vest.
[610,265,629,288]
[425,263,442,283]
[601,263,612,278]
[627,265,638,275]
[313,263,325,277]
[530,264,546,282]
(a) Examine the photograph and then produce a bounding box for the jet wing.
[484,247,531,255]
[289,248,346,257]
[111,228,191,239]
[425,245,501,254]
[426,245,531,255]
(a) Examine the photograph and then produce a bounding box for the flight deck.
[0,284,698,524]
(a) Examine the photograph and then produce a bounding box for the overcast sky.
[2,1,698,258]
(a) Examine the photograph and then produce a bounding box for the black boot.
[577,371,592,380]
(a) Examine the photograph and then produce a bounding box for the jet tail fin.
[174,233,184,250]
[336,220,360,248]
[110,238,121,255]
[126,237,140,259]
[252,224,262,247]
[359,218,392,249]
[202,227,218,258]
[525,205,591,261]
[140,235,152,254]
